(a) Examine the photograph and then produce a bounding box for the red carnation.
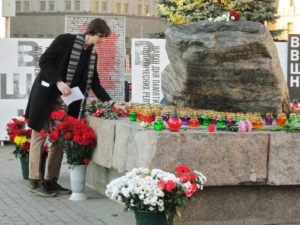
[43,144,49,153]
[175,165,190,173]
[188,173,196,182]
[64,132,72,139]
[49,131,58,141]
[83,158,90,164]
[80,118,87,124]
[231,10,238,17]
[111,106,118,113]
[178,173,189,183]
[165,180,175,192]
[40,130,46,139]
[157,180,166,190]
[21,141,30,152]
[119,109,125,117]
[208,124,215,132]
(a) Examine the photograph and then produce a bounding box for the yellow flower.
[14,136,28,145]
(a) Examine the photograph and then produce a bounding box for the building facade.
[270,0,300,40]
[11,0,169,48]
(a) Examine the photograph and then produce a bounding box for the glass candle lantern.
[180,115,190,125]
[217,115,226,127]
[202,114,211,126]
[254,116,263,128]
[211,115,218,125]
[288,113,296,124]
[154,116,164,131]
[188,117,199,127]
[129,111,137,121]
[265,113,273,125]
[225,115,235,126]
[161,111,170,124]
[276,113,287,126]
[143,111,152,123]
[168,109,182,132]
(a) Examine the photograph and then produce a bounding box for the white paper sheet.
[61,86,84,106]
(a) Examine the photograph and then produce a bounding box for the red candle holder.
[188,117,199,127]
[168,109,182,132]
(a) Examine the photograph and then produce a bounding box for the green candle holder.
[129,111,137,121]
[217,117,226,126]
[154,117,164,131]
[202,116,211,126]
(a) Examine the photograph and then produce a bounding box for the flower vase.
[69,164,88,201]
[19,157,29,180]
[134,210,174,225]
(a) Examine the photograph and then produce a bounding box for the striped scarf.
[65,33,97,119]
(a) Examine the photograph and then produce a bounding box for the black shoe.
[49,178,71,195]
[28,179,39,191]
[28,180,56,197]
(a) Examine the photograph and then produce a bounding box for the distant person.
[25,18,123,197]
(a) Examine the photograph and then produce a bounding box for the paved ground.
[0,144,135,225]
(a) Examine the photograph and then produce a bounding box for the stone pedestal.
[86,116,300,225]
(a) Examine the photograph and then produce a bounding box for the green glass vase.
[134,210,174,225]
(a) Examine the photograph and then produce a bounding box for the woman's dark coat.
[25,34,111,132]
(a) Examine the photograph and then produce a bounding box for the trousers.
[29,98,65,180]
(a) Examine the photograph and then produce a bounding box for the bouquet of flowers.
[41,110,96,167]
[208,10,241,22]
[7,115,32,159]
[105,165,206,221]
[86,100,125,119]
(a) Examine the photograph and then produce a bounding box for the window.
[123,3,128,13]
[40,0,46,11]
[65,0,71,11]
[288,22,294,34]
[290,0,294,7]
[49,0,55,11]
[115,3,121,13]
[137,4,142,15]
[16,1,21,12]
[144,5,149,15]
[38,34,44,38]
[91,0,99,12]
[13,34,19,37]
[24,1,30,11]
[101,1,107,12]
[74,0,80,11]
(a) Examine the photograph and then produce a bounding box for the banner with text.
[288,34,300,101]
[131,39,169,104]
[0,38,52,140]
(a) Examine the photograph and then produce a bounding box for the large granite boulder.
[162,21,290,114]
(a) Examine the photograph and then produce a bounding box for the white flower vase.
[69,164,88,201]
